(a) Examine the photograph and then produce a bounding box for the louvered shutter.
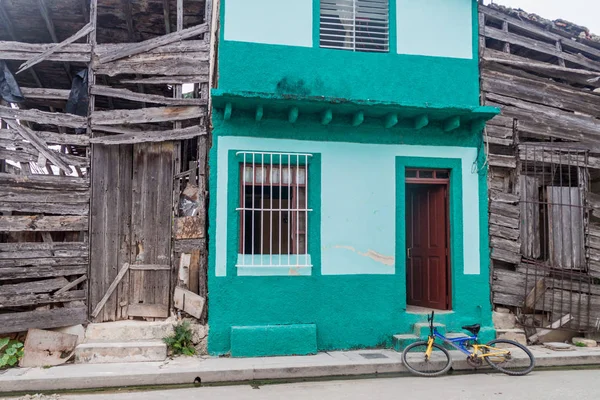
[320,0,389,53]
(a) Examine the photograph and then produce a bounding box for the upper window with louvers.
[320,0,390,53]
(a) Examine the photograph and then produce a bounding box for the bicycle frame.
[424,311,510,359]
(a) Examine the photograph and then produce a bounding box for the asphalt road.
[12,369,600,400]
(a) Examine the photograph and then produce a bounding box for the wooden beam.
[352,111,364,127]
[20,87,71,100]
[0,307,87,335]
[414,114,429,130]
[384,113,398,129]
[3,119,72,173]
[255,105,264,122]
[0,106,87,129]
[0,172,88,190]
[443,116,461,132]
[163,0,171,34]
[321,109,333,125]
[0,216,88,232]
[16,23,94,75]
[288,107,299,123]
[91,263,129,319]
[54,275,87,296]
[119,75,208,85]
[98,23,209,64]
[89,125,206,145]
[92,106,205,126]
[91,85,205,106]
[177,0,183,31]
[0,128,90,146]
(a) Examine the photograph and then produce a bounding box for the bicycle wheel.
[402,341,453,377]
[483,339,535,376]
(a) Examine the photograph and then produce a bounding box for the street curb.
[1,348,600,394]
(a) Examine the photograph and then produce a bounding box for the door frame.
[405,171,452,310]
[396,157,465,313]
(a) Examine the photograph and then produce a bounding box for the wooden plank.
[90,125,206,145]
[0,50,91,63]
[547,187,585,270]
[0,257,89,268]
[174,216,204,239]
[0,202,89,216]
[0,242,87,252]
[127,304,168,318]
[483,25,600,72]
[129,264,171,271]
[0,172,89,190]
[173,238,203,253]
[490,190,519,204]
[490,201,520,219]
[20,87,71,100]
[98,23,209,64]
[54,275,87,296]
[490,213,519,229]
[92,106,204,126]
[524,278,549,312]
[482,69,600,117]
[3,119,71,173]
[0,266,87,281]
[92,86,206,106]
[519,176,541,258]
[173,287,205,319]
[0,41,90,53]
[0,290,85,308]
[0,307,87,334]
[0,187,89,203]
[91,263,129,319]
[488,154,517,168]
[490,223,520,241]
[0,106,87,129]
[178,253,191,288]
[0,129,90,146]
[119,75,208,85]
[95,55,209,77]
[481,6,600,61]
[0,277,69,295]
[17,22,94,74]
[0,216,88,232]
[490,236,521,254]
[491,247,521,264]
[528,314,573,343]
[189,249,200,294]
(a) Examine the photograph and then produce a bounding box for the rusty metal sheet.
[174,216,204,240]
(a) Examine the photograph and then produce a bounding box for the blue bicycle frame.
[432,328,478,356]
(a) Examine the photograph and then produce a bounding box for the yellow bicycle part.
[471,344,511,359]
[425,336,434,359]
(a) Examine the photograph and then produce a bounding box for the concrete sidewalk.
[1,346,600,394]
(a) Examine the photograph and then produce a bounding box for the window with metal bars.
[236,152,312,269]
[320,0,390,52]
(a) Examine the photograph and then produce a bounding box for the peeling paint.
[333,245,395,266]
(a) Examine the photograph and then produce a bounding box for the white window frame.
[319,0,390,53]
[236,151,313,274]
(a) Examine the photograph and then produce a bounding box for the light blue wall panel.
[223,0,313,47]
[396,0,473,59]
[215,136,482,277]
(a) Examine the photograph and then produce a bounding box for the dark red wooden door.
[406,184,449,310]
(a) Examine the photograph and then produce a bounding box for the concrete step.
[413,322,446,338]
[85,320,175,342]
[392,334,420,352]
[75,340,167,364]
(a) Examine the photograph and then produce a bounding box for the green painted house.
[209,0,499,357]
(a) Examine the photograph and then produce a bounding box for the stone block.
[572,337,597,347]
[496,329,527,346]
[492,311,517,330]
[85,321,175,342]
[52,324,85,345]
[75,341,167,364]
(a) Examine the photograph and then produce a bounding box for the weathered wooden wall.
[0,0,210,332]
[480,4,600,335]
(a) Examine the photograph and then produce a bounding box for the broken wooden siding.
[1,0,210,331]
[481,4,600,334]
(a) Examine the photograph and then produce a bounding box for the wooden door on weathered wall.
[406,184,450,310]
[90,142,174,321]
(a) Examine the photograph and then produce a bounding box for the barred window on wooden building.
[519,146,588,271]
[320,0,390,52]
[236,152,311,268]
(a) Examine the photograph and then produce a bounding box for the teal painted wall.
[217,0,481,107]
[208,112,494,356]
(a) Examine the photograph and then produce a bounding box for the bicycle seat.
[462,324,481,335]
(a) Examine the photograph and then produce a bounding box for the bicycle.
[401,311,535,377]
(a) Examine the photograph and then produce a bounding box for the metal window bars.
[519,144,594,332]
[236,151,312,269]
[319,0,389,53]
